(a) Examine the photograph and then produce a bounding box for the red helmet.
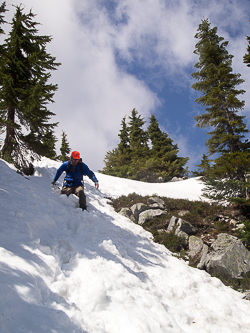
[71,151,80,160]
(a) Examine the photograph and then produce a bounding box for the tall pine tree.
[59,131,71,162]
[118,116,131,162]
[41,129,57,160]
[0,2,6,39]
[116,116,131,177]
[128,108,149,180]
[0,2,6,134]
[128,109,149,158]
[243,34,250,67]
[147,114,188,181]
[101,116,131,178]
[0,5,60,170]
[101,148,121,176]
[192,19,248,156]
[192,19,250,205]
[193,153,211,177]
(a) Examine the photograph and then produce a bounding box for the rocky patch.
[118,195,250,284]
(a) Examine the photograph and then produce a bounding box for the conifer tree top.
[191,18,248,156]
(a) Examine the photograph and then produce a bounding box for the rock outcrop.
[131,203,148,221]
[119,196,168,225]
[205,233,250,279]
[167,216,198,243]
[138,209,167,225]
[188,236,204,258]
[118,196,250,282]
[188,236,208,270]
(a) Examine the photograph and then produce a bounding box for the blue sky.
[3,0,250,173]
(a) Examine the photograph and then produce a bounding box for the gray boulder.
[131,198,167,222]
[177,219,198,235]
[175,229,189,244]
[167,216,197,235]
[188,236,204,258]
[131,203,148,221]
[188,236,208,270]
[205,233,250,279]
[167,216,179,232]
[149,202,166,210]
[166,217,197,247]
[147,197,165,209]
[197,244,209,270]
[171,177,182,182]
[119,208,133,220]
[138,209,167,225]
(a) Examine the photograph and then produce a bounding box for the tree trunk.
[2,106,15,157]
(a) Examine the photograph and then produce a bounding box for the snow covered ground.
[0,157,250,333]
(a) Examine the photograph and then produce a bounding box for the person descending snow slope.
[51,151,99,210]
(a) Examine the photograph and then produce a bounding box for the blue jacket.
[53,160,98,187]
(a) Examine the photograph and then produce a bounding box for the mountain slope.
[0,157,250,333]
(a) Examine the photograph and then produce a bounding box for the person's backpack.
[66,159,84,180]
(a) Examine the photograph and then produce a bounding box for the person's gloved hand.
[51,180,56,186]
[95,182,99,189]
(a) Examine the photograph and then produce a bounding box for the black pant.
[61,185,86,210]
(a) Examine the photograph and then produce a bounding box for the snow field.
[0,157,250,332]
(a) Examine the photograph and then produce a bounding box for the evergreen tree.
[101,148,121,177]
[101,117,131,178]
[147,114,189,181]
[128,109,149,158]
[0,2,6,108]
[41,129,57,160]
[192,153,211,177]
[191,19,248,156]
[202,151,250,205]
[115,116,131,177]
[59,131,71,162]
[0,2,6,37]
[243,35,250,67]
[0,5,60,170]
[118,116,131,162]
[128,108,149,180]
[24,128,57,160]
[192,19,250,206]
[101,111,189,182]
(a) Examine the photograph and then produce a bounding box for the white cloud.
[2,0,250,171]
[4,0,159,170]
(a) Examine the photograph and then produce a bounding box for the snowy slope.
[0,157,250,333]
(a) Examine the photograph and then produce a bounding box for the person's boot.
[79,193,87,211]
[75,186,87,211]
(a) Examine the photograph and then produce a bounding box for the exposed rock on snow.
[121,196,168,224]
[188,235,204,258]
[119,201,250,282]
[131,203,148,221]
[205,233,250,279]
[167,216,197,235]
[138,209,167,225]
